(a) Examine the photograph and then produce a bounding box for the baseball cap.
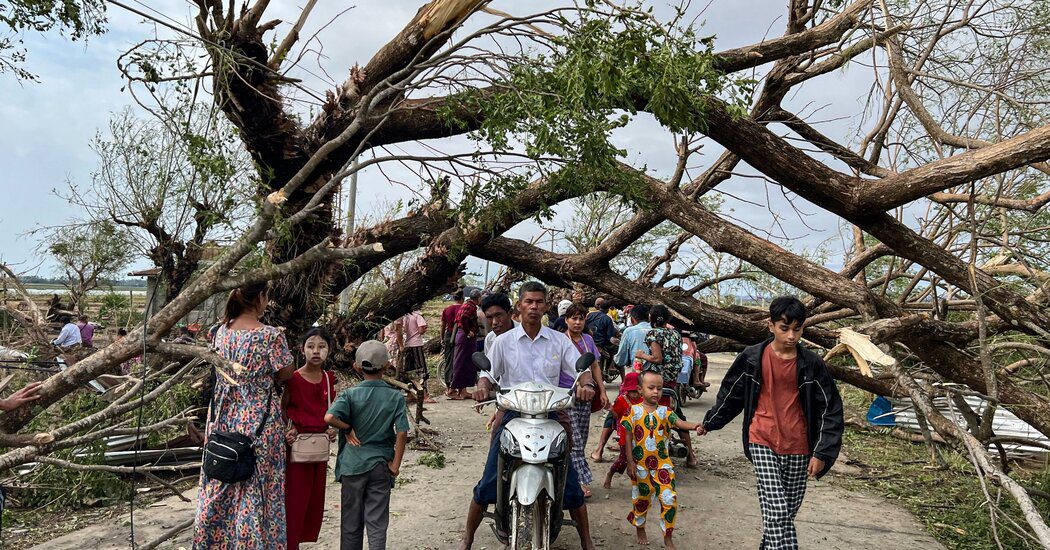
[621,371,640,392]
[557,299,573,317]
[356,340,390,373]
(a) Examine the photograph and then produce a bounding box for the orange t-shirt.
[748,345,809,455]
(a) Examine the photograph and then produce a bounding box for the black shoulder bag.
[203,369,273,484]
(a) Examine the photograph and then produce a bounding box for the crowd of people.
[0,280,845,549]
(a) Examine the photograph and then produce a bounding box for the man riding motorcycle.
[459,281,597,550]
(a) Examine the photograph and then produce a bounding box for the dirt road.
[35,355,942,549]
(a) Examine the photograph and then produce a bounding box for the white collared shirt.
[481,323,582,387]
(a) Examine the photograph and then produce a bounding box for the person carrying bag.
[203,381,273,483]
[283,327,339,550]
[287,370,334,463]
[193,282,296,548]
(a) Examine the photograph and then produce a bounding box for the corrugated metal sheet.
[890,395,1049,456]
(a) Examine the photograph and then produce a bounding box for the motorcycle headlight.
[549,431,567,458]
[513,389,553,416]
[499,428,521,457]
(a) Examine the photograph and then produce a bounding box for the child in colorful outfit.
[699,296,844,550]
[603,371,642,489]
[325,340,409,550]
[624,369,703,549]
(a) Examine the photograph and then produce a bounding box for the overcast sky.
[0,1,882,282]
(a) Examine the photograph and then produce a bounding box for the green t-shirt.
[327,380,410,479]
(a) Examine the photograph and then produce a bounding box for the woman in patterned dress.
[193,281,295,549]
[634,304,698,468]
[562,303,608,498]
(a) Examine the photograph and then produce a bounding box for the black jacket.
[702,339,844,478]
[585,311,618,348]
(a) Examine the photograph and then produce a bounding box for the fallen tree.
[2,0,1049,541]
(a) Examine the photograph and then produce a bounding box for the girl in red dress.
[282,327,337,549]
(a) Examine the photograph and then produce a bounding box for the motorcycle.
[676,332,710,405]
[662,386,691,460]
[472,351,595,550]
[676,353,708,405]
[598,342,623,384]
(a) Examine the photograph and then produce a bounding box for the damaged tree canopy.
[2,0,1050,541]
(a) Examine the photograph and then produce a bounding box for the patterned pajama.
[624,405,678,537]
[749,443,809,550]
[568,401,594,484]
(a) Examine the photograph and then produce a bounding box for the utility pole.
[338,158,359,314]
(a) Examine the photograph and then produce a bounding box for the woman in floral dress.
[194,281,295,549]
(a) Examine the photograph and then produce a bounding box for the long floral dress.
[644,327,683,383]
[624,404,679,537]
[193,325,294,549]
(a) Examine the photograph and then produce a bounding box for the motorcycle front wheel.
[510,498,551,550]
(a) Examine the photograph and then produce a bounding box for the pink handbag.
[289,372,333,464]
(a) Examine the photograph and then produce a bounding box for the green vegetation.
[9,377,198,514]
[839,386,1050,549]
[417,452,446,469]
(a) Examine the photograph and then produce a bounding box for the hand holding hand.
[695,424,707,436]
[807,457,825,478]
[345,429,362,447]
[326,427,337,442]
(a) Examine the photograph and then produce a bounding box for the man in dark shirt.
[585,297,619,350]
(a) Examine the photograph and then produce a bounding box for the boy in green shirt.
[325,340,409,550]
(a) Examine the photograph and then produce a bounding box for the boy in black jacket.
[699,296,843,549]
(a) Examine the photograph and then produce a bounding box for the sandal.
[590,451,604,463]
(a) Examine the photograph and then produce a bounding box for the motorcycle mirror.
[472,352,492,372]
[575,352,595,373]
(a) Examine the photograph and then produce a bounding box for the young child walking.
[283,328,338,550]
[603,371,642,489]
[325,340,409,550]
[624,369,703,549]
[699,296,844,550]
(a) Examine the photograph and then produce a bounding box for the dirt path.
[34,355,943,549]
